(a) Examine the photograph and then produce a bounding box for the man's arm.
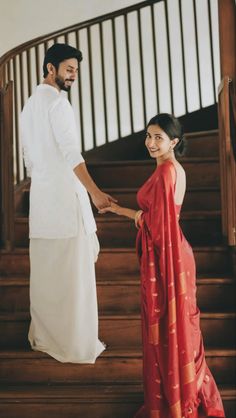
[74,162,116,209]
[50,99,116,209]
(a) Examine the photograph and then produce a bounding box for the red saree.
[135,160,225,418]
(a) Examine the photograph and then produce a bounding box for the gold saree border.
[150,410,161,418]
[169,297,177,326]
[178,271,187,295]
[149,323,159,345]
[182,361,196,385]
[170,400,182,418]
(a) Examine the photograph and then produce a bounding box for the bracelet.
[135,210,143,229]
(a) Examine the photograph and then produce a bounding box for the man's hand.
[91,190,117,210]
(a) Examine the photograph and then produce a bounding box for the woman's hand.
[98,202,123,215]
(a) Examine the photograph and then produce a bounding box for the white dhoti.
[28,198,105,363]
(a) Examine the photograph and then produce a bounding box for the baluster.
[111,17,121,139]
[87,26,96,148]
[164,0,174,114]
[99,22,108,143]
[179,0,188,113]
[124,13,134,134]
[137,9,147,126]
[193,0,202,108]
[207,0,216,103]
[35,45,40,85]
[13,56,20,184]
[26,49,32,98]
[75,30,85,153]
[150,3,160,115]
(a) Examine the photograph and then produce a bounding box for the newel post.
[0,81,15,250]
[218,1,236,252]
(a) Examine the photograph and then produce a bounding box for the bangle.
[135,210,143,229]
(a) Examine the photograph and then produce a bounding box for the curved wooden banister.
[0,0,159,69]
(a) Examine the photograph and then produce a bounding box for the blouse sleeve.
[49,97,84,169]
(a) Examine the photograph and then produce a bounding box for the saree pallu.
[135,160,225,418]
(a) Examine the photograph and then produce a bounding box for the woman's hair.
[147,113,186,155]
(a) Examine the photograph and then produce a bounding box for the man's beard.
[55,75,72,92]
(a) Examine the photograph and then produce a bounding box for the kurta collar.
[38,84,60,95]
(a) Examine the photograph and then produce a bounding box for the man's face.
[55,58,78,91]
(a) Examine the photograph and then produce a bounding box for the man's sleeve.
[49,97,84,169]
[20,112,32,177]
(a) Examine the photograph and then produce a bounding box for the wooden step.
[96,212,222,247]
[0,246,232,276]
[16,186,221,217]
[0,312,235,350]
[87,158,220,189]
[0,348,235,385]
[183,130,219,157]
[0,385,234,418]
[14,211,222,248]
[86,129,219,161]
[0,276,235,314]
[107,186,221,212]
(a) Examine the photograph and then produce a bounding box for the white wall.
[0,0,144,57]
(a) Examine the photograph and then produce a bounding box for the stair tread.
[184,129,218,138]
[87,157,219,167]
[0,275,234,286]
[1,312,235,320]
[0,384,235,401]
[0,347,235,359]
[21,185,221,193]
[15,211,222,223]
[0,245,230,255]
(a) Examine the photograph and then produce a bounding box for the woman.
[100,114,225,418]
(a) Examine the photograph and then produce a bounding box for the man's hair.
[43,43,83,78]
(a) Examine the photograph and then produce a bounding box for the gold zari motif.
[170,400,182,418]
[150,410,160,418]
[149,323,159,345]
[169,297,177,326]
[178,272,187,295]
[182,361,196,385]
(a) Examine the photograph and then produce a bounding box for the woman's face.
[145,124,173,159]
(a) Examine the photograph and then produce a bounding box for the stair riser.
[0,398,235,418]
[0,355,234,385]
[88,161,220,189]
[0,403,141,418]
[0,317,235,349]
[0,283,235,314]
[108,190,221,212]
[14,217,222,248]
[0,249,231,276]
[17,188,221,216]
[183,135,219,157]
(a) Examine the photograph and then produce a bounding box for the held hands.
[91,190,118,211]
[98,202,122,215]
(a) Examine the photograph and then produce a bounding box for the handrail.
[0,0,159,69]
[218,76,236,246]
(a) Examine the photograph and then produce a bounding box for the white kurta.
[28,197,105,363]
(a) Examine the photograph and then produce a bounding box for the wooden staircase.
[0,130,235,418]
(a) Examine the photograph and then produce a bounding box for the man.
[20,43,114,363]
